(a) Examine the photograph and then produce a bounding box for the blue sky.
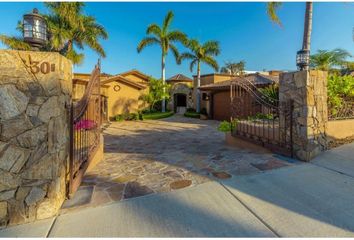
[0,2,353,78]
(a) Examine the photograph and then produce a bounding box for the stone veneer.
[168,83,193,111]
[279,70,328,161]
[0,50,72,227]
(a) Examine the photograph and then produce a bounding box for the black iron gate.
[68,61,101,197]
[230,79,293,157]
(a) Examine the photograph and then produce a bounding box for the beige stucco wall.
[73,82,86,100]
[105,81,147,118]
[0,50,72,227]
[327,119,354,140]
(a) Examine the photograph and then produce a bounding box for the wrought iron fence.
[328,100,354,120]
[68,61,101,197]
[230,79,293,157]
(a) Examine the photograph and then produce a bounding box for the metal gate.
[230,79,293,157]
[68,61,101,197]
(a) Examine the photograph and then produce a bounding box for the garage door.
[213,91,231,121]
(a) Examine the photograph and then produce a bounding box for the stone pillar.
[0,50,72,227]
[279,70,328,161]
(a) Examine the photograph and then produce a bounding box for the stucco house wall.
[73,70,150,120]
[104,80,147,118]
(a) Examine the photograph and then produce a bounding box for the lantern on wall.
[188,91,192,100]
[202,93,210,101]
[23,8,47,49]
[296,49,310,71]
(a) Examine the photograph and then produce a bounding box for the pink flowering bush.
[75,120,97,130]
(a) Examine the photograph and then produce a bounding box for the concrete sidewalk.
[1,143,354,237]
[1,182,275,237]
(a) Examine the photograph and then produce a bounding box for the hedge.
[142,111,174,120]
[184,111,200,118]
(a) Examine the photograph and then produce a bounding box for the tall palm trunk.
[161,53,166,112]
[302,2,313,70]
[196,61,201,113]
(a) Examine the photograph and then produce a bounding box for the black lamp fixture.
[188,91,192,100]
[296,49,310,71]
[23,8,47,49]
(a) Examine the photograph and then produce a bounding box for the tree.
[0,2,108,64]
[137,11,187,112]
[258,84,279,105]
[310,49,352,71]
[179,39,220,113]
[140,77,171,112]
[267,2,313,70]
[220,60,246,76]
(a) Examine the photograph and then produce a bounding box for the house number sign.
[21,54,55,75]
[29,61,55,74]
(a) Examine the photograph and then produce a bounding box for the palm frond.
[187,39,200,52]
[169,44,181,64]
[162,11,174,33]
[0,35,31,50]
[16,20,23,32]
[167,30,187,44]
[137,37,160,53]
[146,24,161,36]
[267,2,282,26]
[203,41,220,56]
[66,49,84,65]
[202,56,219,72]
[180,52,195,61]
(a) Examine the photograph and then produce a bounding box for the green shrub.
[200,108,208,115]
[127,113,139,120]
[142,111,174,120]
[258,84,279,104]
[248,113,274,121]
[115,112,142,121]
[327,74,354,115]
[217,120,238,133]
[115,114,124,122]
[186,107,196,112]
[184,111,200,118]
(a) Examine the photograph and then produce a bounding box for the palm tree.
[0,2,108,64]
[267,2,313,70]
[137,11,187,112]
[179,39,220,113]
[220,60,246,76]
[310,49,352,71]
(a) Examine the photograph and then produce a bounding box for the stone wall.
[0,50,72,227]
[168,83,193,111]
[279,70,328,161]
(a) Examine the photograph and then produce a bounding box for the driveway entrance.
[61,115,294,212]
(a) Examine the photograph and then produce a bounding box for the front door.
[174,93,187,113]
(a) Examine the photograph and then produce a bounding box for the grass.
[184,111,200,118]
[142,111,174,120]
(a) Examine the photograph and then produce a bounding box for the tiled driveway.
[61,115,294,212]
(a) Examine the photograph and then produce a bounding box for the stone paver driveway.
[61,115,295,212]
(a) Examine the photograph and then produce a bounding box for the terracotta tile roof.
[167,74,193,82]
[199,73,278,91]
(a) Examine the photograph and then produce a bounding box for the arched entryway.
[174,93,187,113]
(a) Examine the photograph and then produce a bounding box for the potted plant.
[217,120,238,145]
[200,108,208,120]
